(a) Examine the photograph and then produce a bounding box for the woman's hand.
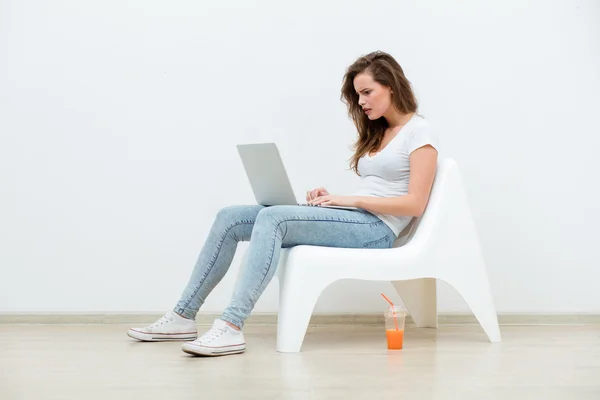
[309,194,359,207]
[306,187,329,202]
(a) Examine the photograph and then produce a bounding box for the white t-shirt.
[353,114,439,237]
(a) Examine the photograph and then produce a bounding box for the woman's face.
[353,72,393,120]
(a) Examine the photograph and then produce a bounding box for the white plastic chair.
[274,158,501,352]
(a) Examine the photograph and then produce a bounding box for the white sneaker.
[127,311,198,342]
[181,319,246,356]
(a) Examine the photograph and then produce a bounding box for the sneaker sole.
[127,329,198,342]
[181,342,246,357]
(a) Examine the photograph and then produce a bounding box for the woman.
[127,51,439,357]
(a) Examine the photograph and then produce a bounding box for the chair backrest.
[392,158,456,248]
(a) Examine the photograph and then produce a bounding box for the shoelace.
[148,314,173,329]
[199,326,227,344]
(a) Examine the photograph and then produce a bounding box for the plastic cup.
[384,306,406,350]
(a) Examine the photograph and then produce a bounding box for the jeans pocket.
[362,235,392,249]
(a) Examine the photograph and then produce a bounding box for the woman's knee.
[255,207,293,239]
[216,205,263,224]
[216,205,247,220]
[255,206,290,224]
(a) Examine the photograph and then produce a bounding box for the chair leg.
[444,275,502,343]
[276,266,329,353]
[392,278,438,328]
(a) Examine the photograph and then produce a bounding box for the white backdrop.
[1,0,599,314]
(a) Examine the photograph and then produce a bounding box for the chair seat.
[279,245,425,279]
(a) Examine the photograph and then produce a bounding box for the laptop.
[236,142,358,210]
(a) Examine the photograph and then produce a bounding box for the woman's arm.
[354,145,438,217]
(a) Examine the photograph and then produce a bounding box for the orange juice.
[386,329,404,349]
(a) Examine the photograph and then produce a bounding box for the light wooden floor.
[1,323,599,400]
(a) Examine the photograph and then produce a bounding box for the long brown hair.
[341,51,418,175]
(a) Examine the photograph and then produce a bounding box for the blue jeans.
[174,205,396,328]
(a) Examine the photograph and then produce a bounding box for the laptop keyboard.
[297,203,322,207]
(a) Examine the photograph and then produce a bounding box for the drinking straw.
[380,293,399,331]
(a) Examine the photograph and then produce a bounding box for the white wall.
[1,0,599,315]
